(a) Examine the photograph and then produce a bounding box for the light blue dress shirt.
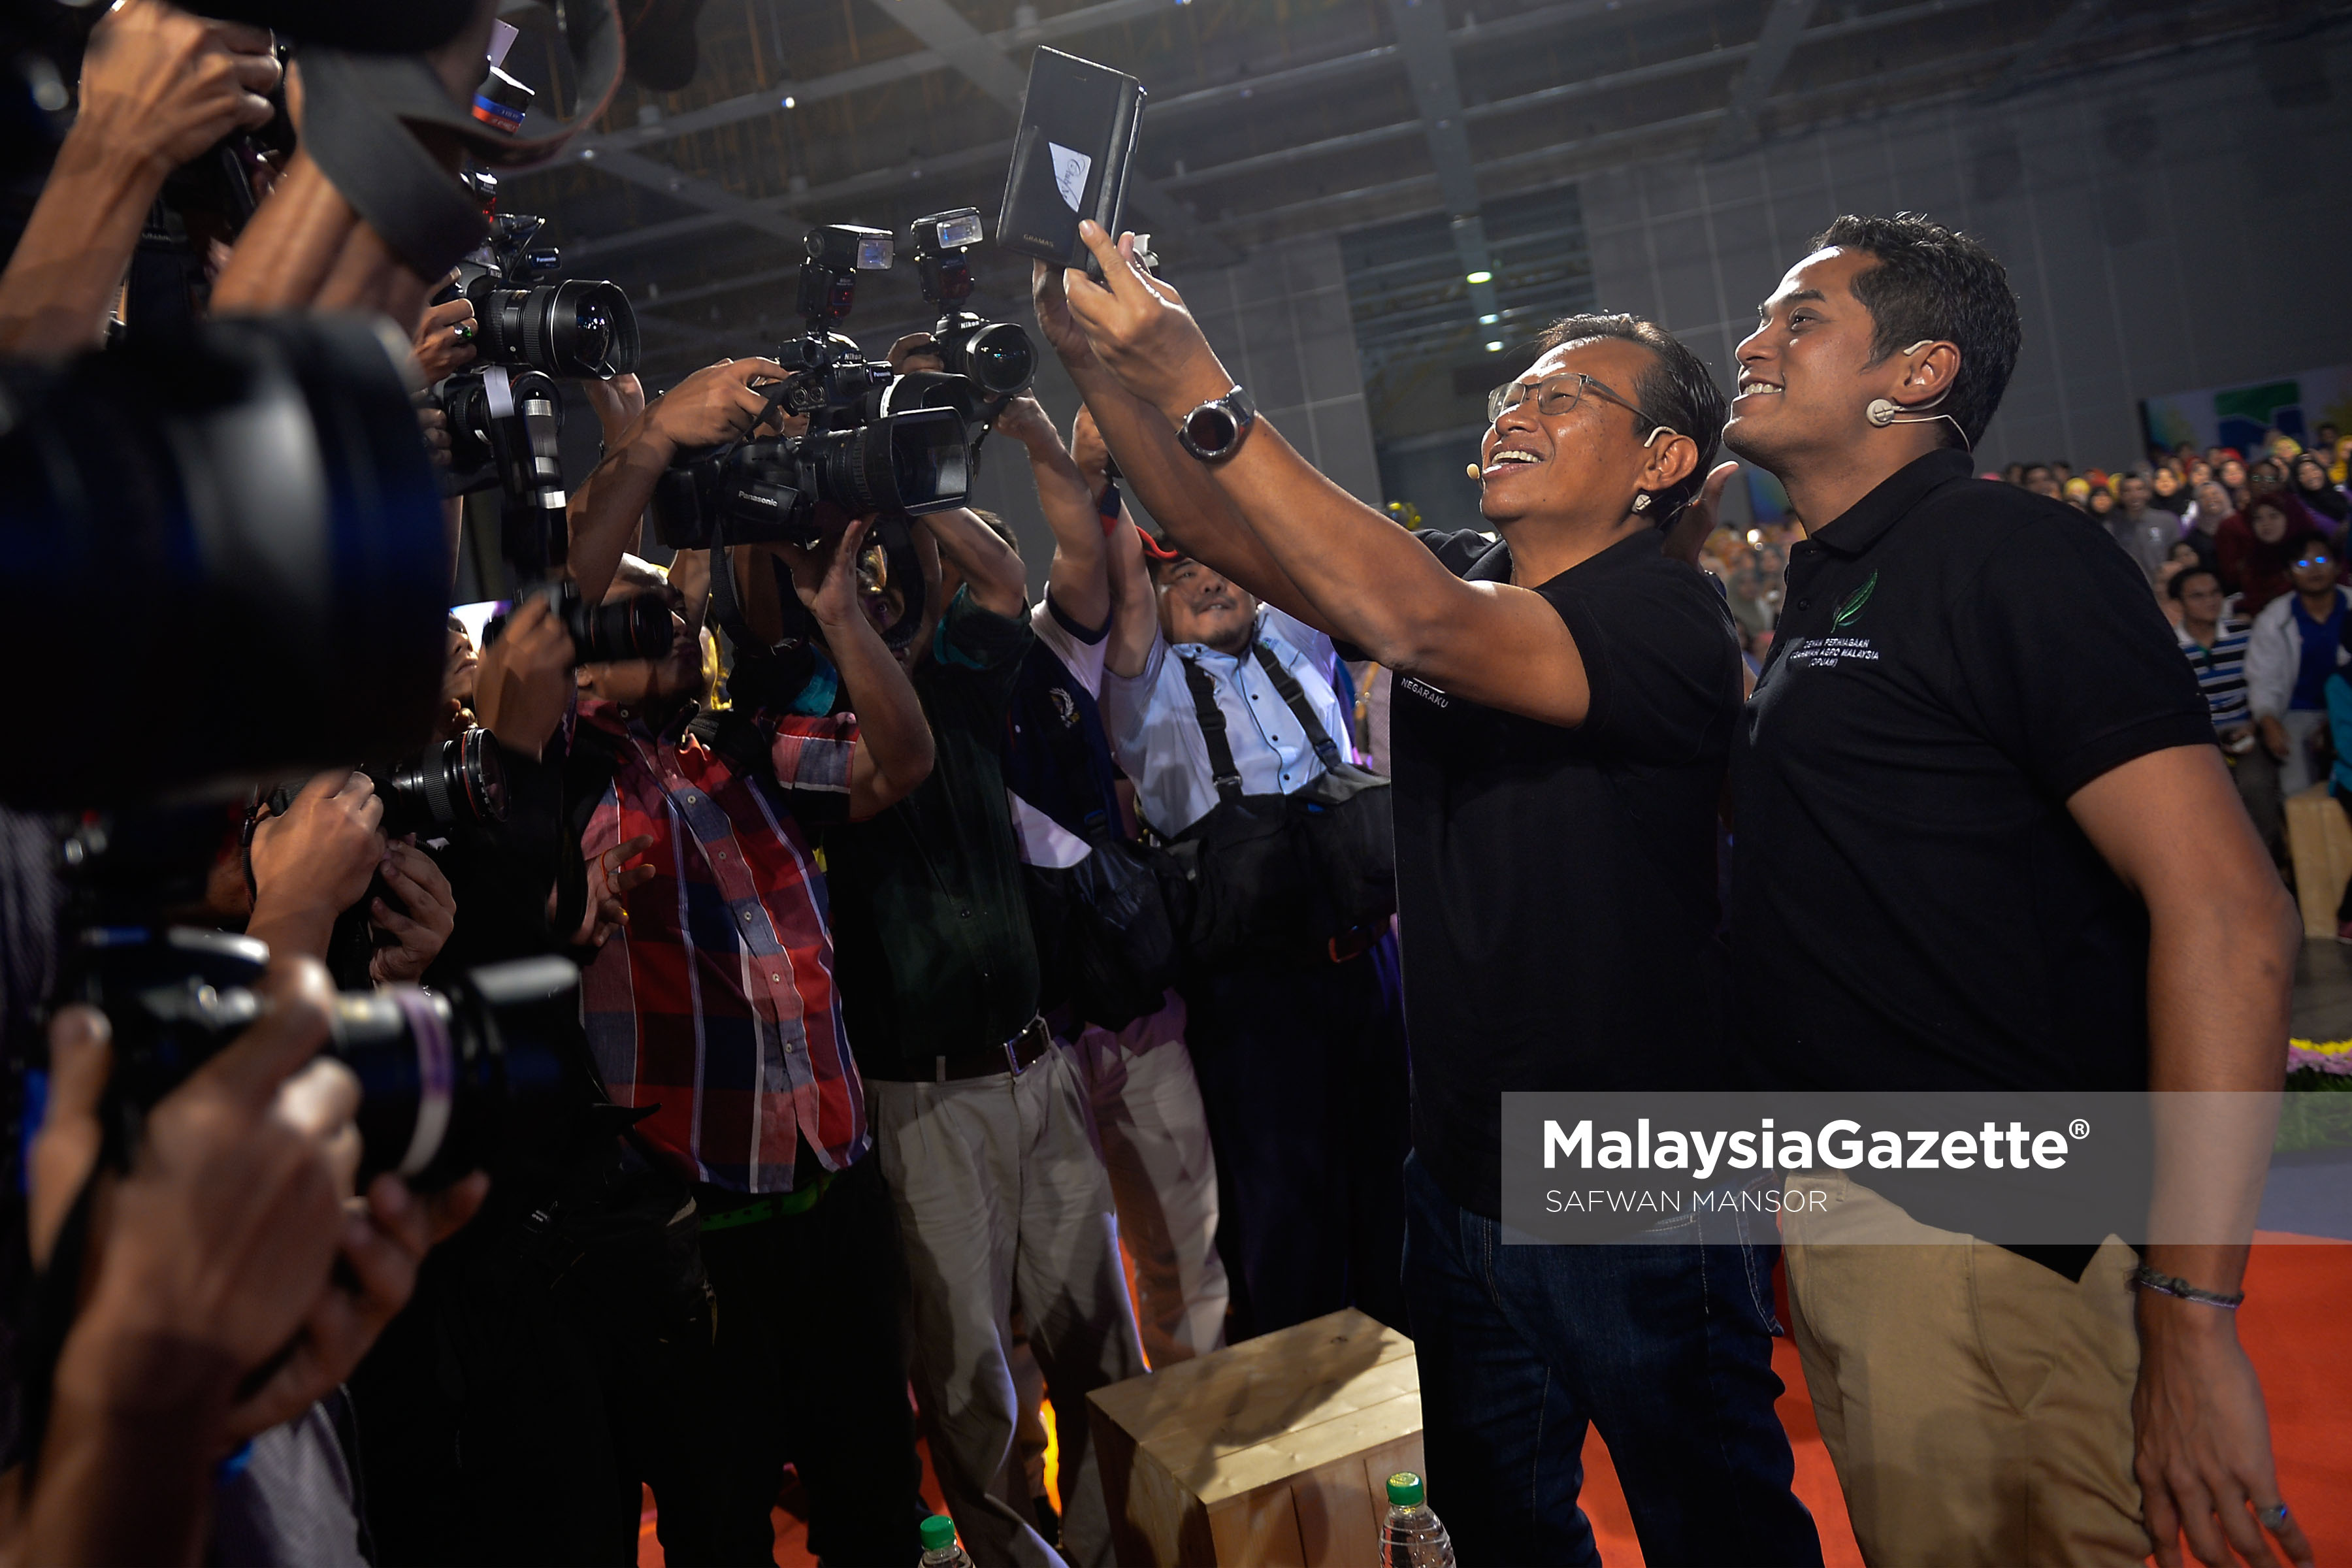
[1100,606,1355,836]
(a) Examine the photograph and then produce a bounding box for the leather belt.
[932,1015,1052,1083]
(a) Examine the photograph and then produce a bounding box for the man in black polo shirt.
[1724,214,2310,1567]
[1037,221,1821,1565]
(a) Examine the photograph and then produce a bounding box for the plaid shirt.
[576,694,866,1192]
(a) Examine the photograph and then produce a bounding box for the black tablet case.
[998,48,1146,270]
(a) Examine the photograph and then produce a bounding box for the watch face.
[1183,402,1240,455]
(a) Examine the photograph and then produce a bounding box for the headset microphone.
[1866,340,1970,447]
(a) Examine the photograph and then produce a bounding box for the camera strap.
[297,1,625,278]
[1177,637,1347,802]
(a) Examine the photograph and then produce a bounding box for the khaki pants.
[870,1047,1147,1568]
[1782,1173,2148,1565]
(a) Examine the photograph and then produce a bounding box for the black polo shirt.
[1732,449,2215,1100]
[1394,527,1743,1220]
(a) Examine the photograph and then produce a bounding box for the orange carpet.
[641,1236,2351,1566]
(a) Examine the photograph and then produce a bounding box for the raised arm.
[1104,504,1158,681]
[566,359,786,606]
[0,1,278,355]
[2066,745,2312,1568]
[994,393,1111,629]
[1060,226,1691,727]
[1032,262,1335,634]
[923,506,1028,619]
[770,517,934,819]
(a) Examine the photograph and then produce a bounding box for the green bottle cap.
[920,1514,958,1550]
[1386,1471,1426,1507]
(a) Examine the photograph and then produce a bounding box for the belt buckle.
[1003,1017,1041,1077]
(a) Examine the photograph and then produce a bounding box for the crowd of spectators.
[1699,423,2352,920]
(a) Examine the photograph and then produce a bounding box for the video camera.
[651,223,972,557]
[434,172,641,585]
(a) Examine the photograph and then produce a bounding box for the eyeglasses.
[1488,372,1682,447]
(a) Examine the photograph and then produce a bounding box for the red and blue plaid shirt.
[576,694,867,1192]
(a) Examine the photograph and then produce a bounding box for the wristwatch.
[1175,385,1256,463]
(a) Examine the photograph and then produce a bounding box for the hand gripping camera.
[434,172,641,583]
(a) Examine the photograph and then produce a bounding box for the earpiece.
[1865,341,1971,447]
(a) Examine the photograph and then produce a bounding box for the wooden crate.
[1086,1309,1423,1567]
[2286,782,2352,938]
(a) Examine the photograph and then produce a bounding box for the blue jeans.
[1402,1153,1821,1567]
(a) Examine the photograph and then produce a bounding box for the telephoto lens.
[68,927,575,1190]
[365,727,509,840]
[0,316,448,808]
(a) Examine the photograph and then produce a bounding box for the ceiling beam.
[864,0,1235,265]
[1384,0,1499,324]
[545,0,1720,259]
[1982,0,2108,97]
[1708,0,1823,155]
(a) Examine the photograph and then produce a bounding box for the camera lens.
[370,727,509,840]
[567,589,678,664]
[77,932,574,1190]
[960,321,1035,395]
[0,317,446,808]
[534,279,639,380]
[330,956,574,1188]
[800,407,968,516]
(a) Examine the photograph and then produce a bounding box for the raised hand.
[581,372,647,449]
[1062,221,1233,417]
[474,595,574,759]
[412,280,478,382]
[773,514,878,631]
[75,0,280,182]
[1661,461,1741,567]
[640,359,791,453]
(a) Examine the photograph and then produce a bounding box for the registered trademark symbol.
[2069,1118,2090,1139]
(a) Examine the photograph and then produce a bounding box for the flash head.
[809,224,896,273]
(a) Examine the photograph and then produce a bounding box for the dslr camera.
[485,578,678,667]
[892,206,1036,427]
[52,813,571,1191]
[434,172,640,583]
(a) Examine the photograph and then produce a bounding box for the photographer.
[0,0,278,355]
[549,371,939,1564]
[15,958,484,1566]
[813,489,1145,1568]
[989,393,1229,1373]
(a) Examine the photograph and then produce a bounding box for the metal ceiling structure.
[497,0,2335,375]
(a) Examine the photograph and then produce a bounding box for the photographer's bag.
[1169,644,1395,970]
[1015,668,1184,1034]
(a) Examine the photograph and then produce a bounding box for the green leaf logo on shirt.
[1831,570,1880,630]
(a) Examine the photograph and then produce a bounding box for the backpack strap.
[1177,653,1246,804]
[1249,642,1346,770]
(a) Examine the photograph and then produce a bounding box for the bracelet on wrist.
[2130,1265,2244,1310]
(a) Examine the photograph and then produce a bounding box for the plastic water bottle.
[918,1513,975,1567]
[1380,1471,1456,1568]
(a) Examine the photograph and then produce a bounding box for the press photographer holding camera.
[0,0,637,1560]
[542,343,945,1561]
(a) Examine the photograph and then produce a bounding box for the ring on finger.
[2258,1503,2291,1529]
[452,320,476,342]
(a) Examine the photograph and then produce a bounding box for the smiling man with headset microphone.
[1725,214,2310,1568]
